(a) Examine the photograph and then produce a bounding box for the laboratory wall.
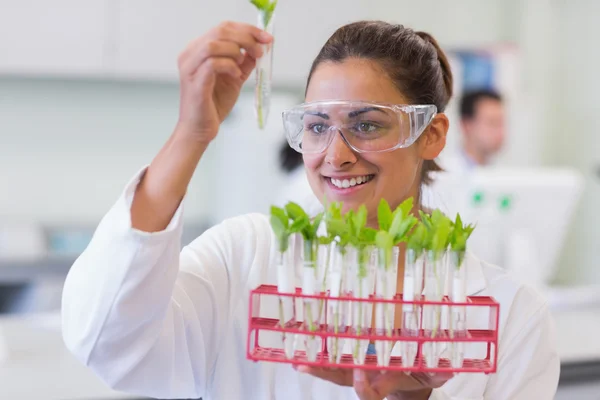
[0,78,213,225]
[550,0,600,285]
[0,0,598,283]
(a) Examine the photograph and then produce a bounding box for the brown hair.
[306,21,453,186]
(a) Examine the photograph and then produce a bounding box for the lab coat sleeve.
[482,302,560,399]
[61,167,265,399]
[427,301,560,400]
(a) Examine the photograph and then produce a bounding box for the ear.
[418,113,449,160]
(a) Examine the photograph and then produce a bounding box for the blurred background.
[1,0,599,399]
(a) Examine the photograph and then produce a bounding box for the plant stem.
[279,298,285,328]
[316,247,331,325]
[354,276,363,359]
[303,239,317,333]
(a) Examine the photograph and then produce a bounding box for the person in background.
[423,89,506,212]
[439,88,505,174]
[276,140,321,215]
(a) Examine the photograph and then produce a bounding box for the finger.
[212,20,273,44]
[370,371,423,394]
[411,372,454,388]
[181,40,244,76]
[353,369,383,400]
[296,366,352,386]
[197,57,242,80]
[209,21,272,59]
[369,371,453,396]
[239,52,257,81]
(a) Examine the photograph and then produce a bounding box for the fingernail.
[260,31,273,41]
[353,369,366,382]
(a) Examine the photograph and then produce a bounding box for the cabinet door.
[110,0,372,86]
[111,0,240,81]
[0,0,108,76]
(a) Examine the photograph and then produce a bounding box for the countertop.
[0,314,137,400]
[0,303,598,399]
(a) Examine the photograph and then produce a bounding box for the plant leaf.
[290,216,309,234]
[285,201,308,221]
[311,213,324,237]
[375,230,393,250]
[269,215,288,252]
[448,212,476,252]
[408,223,425,253]
[388,211,404,238]
[430,213,452,252]
[360,227,377,245]
[354,205,367,232]
[327,219,347,236]
[318,236,333,245]
[419,210,432,231]
[398,197,414,218]
[393,217,418,244]
[377,199,392,231]
[250,0,268,9]
[270,205,289,229]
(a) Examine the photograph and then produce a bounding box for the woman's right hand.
[131,22,272,232]
[176,21,273,143]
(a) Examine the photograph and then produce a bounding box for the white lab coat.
[422,152,478,215]
[61,166,560,400]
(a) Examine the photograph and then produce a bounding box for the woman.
[61,20,559,400]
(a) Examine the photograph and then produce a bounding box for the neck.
[463,142,488,165]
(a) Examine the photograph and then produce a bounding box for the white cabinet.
[109,0,241,81]
[110,0,372,86]
[0,0,510,86]
[0,0,109,77]
[109,0,508,86]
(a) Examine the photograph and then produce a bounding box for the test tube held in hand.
[254,9,275,129]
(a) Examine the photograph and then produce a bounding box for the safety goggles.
[281,100,437,154]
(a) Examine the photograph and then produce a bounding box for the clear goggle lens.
[282,101,437,154]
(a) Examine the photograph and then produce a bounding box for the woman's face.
[303,58,447,225]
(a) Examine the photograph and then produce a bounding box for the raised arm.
[131,21,272,233]
[61,21,273,399]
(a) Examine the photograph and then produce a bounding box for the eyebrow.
[348,107,385,118]
[304,111,329,120]
[303,107,384,120]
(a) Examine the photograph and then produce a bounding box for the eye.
[353,122,379,133]
[307,123,329,134]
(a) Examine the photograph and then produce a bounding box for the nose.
[324,130,358,169]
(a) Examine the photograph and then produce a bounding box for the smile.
[328,174,375,189]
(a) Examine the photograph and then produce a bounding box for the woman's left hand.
[295,365,452,400]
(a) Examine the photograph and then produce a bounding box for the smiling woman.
[61,19,559,400]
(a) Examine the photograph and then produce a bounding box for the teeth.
[330,175,372,189]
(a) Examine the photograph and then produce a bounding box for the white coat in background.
[275,165,323,216]
[61,167,560,400]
